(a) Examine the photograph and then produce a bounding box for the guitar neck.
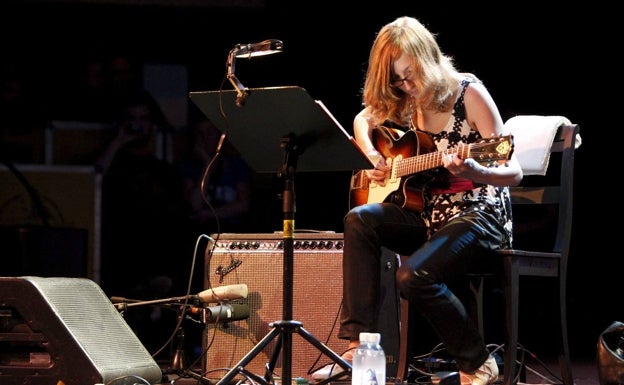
[395,145,469,178]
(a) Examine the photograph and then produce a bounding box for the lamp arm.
[225,40,283,107]
[226,49,249,105]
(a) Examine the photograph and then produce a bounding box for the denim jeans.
[339,202,507,372]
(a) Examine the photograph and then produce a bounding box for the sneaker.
[311,362,348,381]
[310,348,355,381]
[460,355,499,385]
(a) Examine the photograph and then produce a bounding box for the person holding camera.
[96,89,190,357]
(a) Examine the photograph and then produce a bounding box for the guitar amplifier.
[202,232,402,381]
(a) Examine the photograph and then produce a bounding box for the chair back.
[504,116,580,266]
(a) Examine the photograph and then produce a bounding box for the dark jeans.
[339,202,506,372]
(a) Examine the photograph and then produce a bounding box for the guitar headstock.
[472,135,514,164]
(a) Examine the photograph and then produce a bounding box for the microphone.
[110,296,140,311]
[110,296,140,304]
[204,303,250,323]
[195,284,248,303]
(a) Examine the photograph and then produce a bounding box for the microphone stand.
[167,307,215,385]
[113,295,214,384]
[111,295,195,310]
[171,308,187,372]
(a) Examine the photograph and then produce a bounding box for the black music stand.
[189,86,373,385]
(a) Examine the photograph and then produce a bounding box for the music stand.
[189,86,373,385]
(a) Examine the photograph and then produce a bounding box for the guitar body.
[349,127,436,211]
[349,126,513,212]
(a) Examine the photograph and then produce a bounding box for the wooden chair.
[471,117,580,385]
[397,117,581,385]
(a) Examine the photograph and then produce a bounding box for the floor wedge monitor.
[0,276,163,385]
[202,232,402,381]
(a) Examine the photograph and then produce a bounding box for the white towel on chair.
[504,115,574,176]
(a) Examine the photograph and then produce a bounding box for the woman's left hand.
[443,154,482,178]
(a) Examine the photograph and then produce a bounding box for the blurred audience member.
[96,89,191,356]
[53,54,144,124]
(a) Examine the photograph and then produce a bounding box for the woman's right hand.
[365,150,389,185]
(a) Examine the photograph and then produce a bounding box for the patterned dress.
[420,78,513,246]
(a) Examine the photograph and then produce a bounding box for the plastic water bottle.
[352,332,386,385]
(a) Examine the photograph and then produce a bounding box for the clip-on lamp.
[226,39,284,107]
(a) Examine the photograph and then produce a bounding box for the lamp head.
[233,39,284,59]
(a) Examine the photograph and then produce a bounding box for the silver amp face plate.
[209,232,344,252]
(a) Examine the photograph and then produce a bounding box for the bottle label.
[364,368,379,385]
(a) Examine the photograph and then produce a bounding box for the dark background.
[0,0,613,363]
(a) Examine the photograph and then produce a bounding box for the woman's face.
[391,53,418,96]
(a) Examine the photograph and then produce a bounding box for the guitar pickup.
[350,170,369,191]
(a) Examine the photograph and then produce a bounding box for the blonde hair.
[362,16,459,127]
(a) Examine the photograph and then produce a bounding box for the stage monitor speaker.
[0,276,163,385]
[202,232,401,381]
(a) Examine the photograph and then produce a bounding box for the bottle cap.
[358,332,381,344]
[369,333,381,344]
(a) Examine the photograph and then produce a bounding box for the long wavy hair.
[361,16,459,127]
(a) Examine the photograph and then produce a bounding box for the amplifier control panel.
[208,232,344,252]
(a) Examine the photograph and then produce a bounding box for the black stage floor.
[160,357,601,385]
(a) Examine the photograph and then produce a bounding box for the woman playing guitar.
[312,16,523,385]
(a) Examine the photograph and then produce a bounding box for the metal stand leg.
[216,136,351,385]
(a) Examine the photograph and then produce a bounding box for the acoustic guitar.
[349,126,514,212]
